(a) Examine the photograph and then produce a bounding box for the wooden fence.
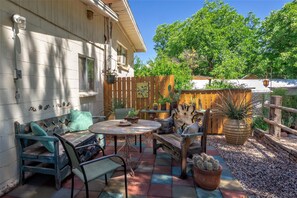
[104,75,252,134]
[104,75,174,117]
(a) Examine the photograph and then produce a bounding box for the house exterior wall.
[0,0,137,194]
[112,23,135,77]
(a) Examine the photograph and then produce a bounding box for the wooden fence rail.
[264,95,297,137]
[104,75,252,134]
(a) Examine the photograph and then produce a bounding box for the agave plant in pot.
[216,90,254,145]
[192,153,222,190]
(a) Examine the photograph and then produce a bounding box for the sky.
[128,0,293,63]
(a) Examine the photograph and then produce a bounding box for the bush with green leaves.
[205,80,246,89]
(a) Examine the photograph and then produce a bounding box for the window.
[79,56,95,92]
[117,44,127,66]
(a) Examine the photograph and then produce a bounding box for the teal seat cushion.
[30,122,55,153]
[69,110,93,132]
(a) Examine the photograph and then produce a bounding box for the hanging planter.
[103,68,117,84]
[106,74,116,84]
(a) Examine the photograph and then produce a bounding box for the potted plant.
[152,102,158,110]
[103,68,117,84]
[192,153,222,190]
[158,94,171,110]
[216,90,254,145]
[124,109,140,123]
[168,84,181,110]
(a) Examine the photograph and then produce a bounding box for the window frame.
[78,55,97,96]
[117,43,128,69]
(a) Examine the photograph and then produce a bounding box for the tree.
[260,0,297,78]
[153,0,261,79]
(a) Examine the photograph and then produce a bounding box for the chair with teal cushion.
[54,133,128,198]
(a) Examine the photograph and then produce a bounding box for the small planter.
[160,104,166,110]
[106,74,116,84]
[124,117,139,124]
[193,165,222,190]
[170,101,178,110]
[153,103,158,110]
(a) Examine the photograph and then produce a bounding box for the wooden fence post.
[269,95,282,138]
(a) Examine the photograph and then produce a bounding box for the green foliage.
[168,84,181,102]
[259,0,297,78]
[205,80,246,89]
[136,0,297,80]
[127,110,139,118]
[216,90,254,120]
[272,88,297,127]
[134,53,193,89]
[158,93,171,105]
[153,0,261,79]
[252,116,268,131]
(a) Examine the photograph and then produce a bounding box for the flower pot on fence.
[223,119,251,145]
[193,165,222,190]
[106,74,116,84]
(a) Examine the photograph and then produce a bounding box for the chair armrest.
[181,132,203,138]
[80,154,126,167]
[92,116,106,121]
[15,134,59,142]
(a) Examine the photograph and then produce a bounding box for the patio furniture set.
[14,104,210,197]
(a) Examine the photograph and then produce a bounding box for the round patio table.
[89,119,161,175]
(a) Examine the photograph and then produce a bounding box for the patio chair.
[53,133,128,198]
[153,105,210,178]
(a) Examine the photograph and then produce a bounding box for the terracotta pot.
[223,119,251,145]
[193,165,222,190]
[124,117,139,124]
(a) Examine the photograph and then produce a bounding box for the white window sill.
[117,63,130,71]
[79,91,98,97]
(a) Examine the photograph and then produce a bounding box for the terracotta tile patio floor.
[2,137,248,198]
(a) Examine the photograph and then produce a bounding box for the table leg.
[139,135,142,153]
[117,135,139,176]
[114,136,117,154]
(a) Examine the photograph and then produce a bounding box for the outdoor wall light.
[12,14,26,29]
[86,9,94,20]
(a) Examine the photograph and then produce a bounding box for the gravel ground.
[208,135,297,198]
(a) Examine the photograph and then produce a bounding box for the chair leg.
[180,156,188,179]
[71,174,74,198]
[153,138,157,155]
[105,174,108,185]
[114,136,117,154]
[123,165,128,198]
[139,135,142,153]
[135,135,137,145]
[85,182,89,198]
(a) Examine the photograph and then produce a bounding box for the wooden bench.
[15,113,105,189]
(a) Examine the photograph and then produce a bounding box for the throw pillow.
[69,109,93,132]
[182,122,201,144]
[155,117,174,134]
[30,122,55,153]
